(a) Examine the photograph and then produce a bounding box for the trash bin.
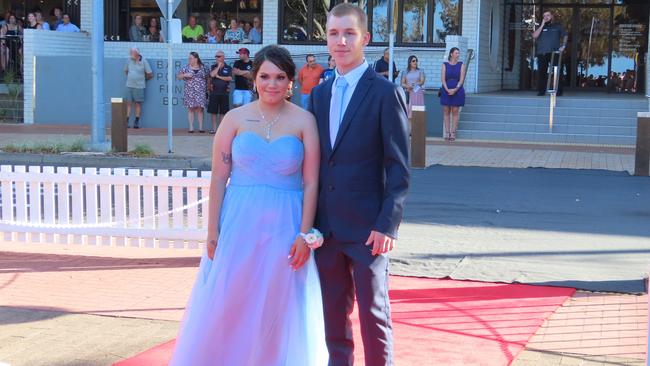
[111,98,127,152]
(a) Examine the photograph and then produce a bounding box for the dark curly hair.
[252,45,296,81]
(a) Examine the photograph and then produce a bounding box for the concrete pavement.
[0,124,636,173]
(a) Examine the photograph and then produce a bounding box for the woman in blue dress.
[440,47,466,142]
[169,45,327,366]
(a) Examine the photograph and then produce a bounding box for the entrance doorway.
[552,6,610,90]
[502,0,648,94]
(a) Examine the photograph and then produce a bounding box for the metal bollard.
[410,105,427,168]
[635,112,650,176]
[111,98,128,153]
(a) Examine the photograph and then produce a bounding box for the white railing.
[0,165,211,249]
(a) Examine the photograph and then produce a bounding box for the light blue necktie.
[330,77,349,147]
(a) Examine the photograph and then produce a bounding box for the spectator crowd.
[129,14,263,44]
[0,7,80,76]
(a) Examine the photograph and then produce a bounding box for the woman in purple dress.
[401,55,426,119]
[440,47,466,142]
[177,52,209,133]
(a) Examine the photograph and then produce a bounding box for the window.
[402,0,428,43]
[278,0,460,45]
[280,0,331,43]
[373,0,461,45]
[104,0,264,43]
[432,0,461,44]
[371,0,390,42]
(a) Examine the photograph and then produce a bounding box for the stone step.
[458,121,635,136]
[464,95,648,110]
[459,112,636,126]
[456,130,635,145]
[461,105,640,118]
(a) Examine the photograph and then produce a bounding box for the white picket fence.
[0,165,211,248]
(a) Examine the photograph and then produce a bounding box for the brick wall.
[476,0,503,92]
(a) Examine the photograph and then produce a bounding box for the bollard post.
[411,105,427,168]
[111,98,128,153]
[635,112,650,176]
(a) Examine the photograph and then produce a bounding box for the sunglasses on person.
[215,54,224,58]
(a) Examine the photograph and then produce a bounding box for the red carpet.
[114,277,574,366]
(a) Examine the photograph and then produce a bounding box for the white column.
[262,0,277,44]
[81,0,93,31]
[459,0,480,93]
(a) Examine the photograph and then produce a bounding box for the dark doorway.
[502,0,648,94]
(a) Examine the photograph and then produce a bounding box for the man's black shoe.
[134,122,140,129]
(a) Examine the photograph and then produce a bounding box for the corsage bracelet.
[299,228,325,249]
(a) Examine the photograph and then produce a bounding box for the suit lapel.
[331,67,374,155]
[320,78,334,157]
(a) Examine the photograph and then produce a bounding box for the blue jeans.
[300,93,310,110]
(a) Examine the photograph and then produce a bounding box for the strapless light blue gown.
[169,131,328,366]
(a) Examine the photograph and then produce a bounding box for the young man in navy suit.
[308,3,410,365]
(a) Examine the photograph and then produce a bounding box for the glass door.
[611,2,648,94]
[575,7,611,89]
[546,6,611,90]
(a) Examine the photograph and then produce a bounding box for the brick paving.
[513,291,647,366]
[0,242,647,365]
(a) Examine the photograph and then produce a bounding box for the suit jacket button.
[328,185,334,191]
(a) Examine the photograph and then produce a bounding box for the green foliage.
[129,143,156,158]
[69,139,86,152]
[1,139,88,154]
[1,69,24,123]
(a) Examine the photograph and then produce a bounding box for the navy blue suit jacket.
[308,66,410,243]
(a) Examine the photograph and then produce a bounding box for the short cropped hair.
[327,3,367,33]
[306,54,315,61]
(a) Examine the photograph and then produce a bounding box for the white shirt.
[329,60,368,147]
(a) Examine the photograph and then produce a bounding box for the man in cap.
[208,50,233,133]
[232,47,254,107]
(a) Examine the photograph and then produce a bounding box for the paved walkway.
[0,124,636,173]
[0,242,647,366]
[0,125,645,365]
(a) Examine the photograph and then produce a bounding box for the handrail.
[546,51,563,132]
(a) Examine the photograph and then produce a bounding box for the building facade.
[20,0,650,140]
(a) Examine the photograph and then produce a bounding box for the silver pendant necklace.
[258,104,283,141]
